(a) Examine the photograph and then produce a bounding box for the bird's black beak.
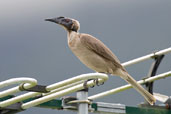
[45,16,73,31]
[45,16,65,24]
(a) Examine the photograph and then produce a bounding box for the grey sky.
[0,0,171,114]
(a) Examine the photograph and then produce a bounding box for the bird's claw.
[83,79,94,89]
[94,79,104,86]
[83,79,104,89]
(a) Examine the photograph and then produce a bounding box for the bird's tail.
[118,70,156,105]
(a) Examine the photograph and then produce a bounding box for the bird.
[45,16,156,105]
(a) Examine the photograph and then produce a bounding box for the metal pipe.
[0,78,37,98]
[122,47,171,67]
[77,89,88,114]
[0,73,108,108]
[88,71,171,100]
[46,73,107,91]
[21,76,107,109]
[43,81,83,96]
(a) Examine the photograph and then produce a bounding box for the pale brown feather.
[80,33,126,72]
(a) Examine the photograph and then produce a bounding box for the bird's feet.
[83,79,104,89]
[83,79,93,89]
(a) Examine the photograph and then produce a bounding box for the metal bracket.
[19,84,49,93]
[61,96,78,109]
[145,54,165,94]
[67,100,91,105]
[0,95,24,114]
[0,102,24,114]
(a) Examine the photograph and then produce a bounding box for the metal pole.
[88,71,171,100]
[0,78,37,98]
[122,47,171,67]
[0,73,108,108]
[77,89,88,114]
[21,77,106,109]
[145,55,165,94]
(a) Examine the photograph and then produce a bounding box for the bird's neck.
[67,31,79,44]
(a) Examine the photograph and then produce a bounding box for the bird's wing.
[80,33,124,70]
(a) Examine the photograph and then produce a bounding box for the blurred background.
[0,0,171,114]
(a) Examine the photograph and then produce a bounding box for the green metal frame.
[1,95,171,114]
[126,106,171,114]
[23,97,62,109]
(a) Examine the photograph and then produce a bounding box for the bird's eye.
[64,19,70,23]
[58,16,64,19]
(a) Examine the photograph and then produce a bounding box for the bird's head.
[45,16,80,32]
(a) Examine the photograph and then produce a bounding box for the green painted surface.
[0,95,14,101]
[1,95,171,114]
[0,95,62,109]
[91,103,97,111]
[37,99,62,109]
[23,97,62,109]
[126,106,171,114]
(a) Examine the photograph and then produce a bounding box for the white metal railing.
[122,47,171,67]
[22,77,98,109]
[0,78,37,98]
[0,73,108,108]
[88,71,171,100]
[0,47,170,111]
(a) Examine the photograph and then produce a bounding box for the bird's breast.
[68,37,111,73]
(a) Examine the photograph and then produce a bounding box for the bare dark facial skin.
[45,17,78,32]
